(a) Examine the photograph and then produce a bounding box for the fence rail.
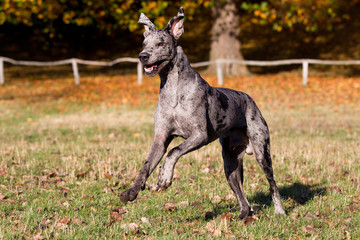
[1,56,360,86]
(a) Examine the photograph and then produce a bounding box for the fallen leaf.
[76,171,87,178]
[178,200,189,207]
[164,202,176,212]
[331,186,342,193]
[56,222,68,230]
[206,222,215,233]
[345,205,356,212]
[224,193,235,201]
[191,202,203,209]
[301,224,317,233]
[244,216,256,226]
[112,208,127,215]
[32,233,44,240]
[290,212,299,220]
[343,231,351,240]
[58,217,70,224]
[71,217,83,225]
[121,223,139,234]
[110,212,123,222]
[0,194,6,200]
[304,212,317,220]
[140,217,151,226]
[104,172,113,179]
[211,195,221,204]
[213,228,222,237]
[62,201,70,208]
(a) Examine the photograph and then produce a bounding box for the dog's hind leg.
[220,133,251,219]
[247,115,286,215]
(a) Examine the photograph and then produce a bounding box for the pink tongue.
[146,65,157,71]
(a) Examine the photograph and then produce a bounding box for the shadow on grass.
[201,182,327,220]
[249,182,327,212]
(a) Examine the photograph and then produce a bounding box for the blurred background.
[1,0,360,75]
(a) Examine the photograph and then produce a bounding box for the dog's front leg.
[157,132,208,190]
[119,134,171,202]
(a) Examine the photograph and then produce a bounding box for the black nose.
[139,52,150,62]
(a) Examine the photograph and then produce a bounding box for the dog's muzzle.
[139,52,150,63]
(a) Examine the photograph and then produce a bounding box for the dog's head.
[138,7,185,77]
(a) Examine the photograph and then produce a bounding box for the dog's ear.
[138,13,156,38]
[166,7,184,40]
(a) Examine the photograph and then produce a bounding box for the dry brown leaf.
[140,217,151,226]
[58,217,70,224]
[211,195,222,204]
[206,222,215,233]
[213,228,222,237]
[224,193,236,201]
[76,171,87,178]
[0,194,6,200]
[290,212,299,220]
[104,172,113,179]
[62,201,70,208]
[301,224,317,233]
[103,187,114,193]
[164,202,176,212]
[191,202,203,209]
[56,222,68,230]
[345,205,356,212]
[332,186,342,193]
[304,212,317,220]
[71,217,83,225]
[173,169,180,179]
[177,200,189,207]
[112,208,127,215]
[32,233,44,240]
[244,216,256,226]
[109,212,123,222]
[192,228,200,234]
[221,212,232,226]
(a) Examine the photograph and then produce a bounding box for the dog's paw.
[237,207,252,220]
[156,179,172,191]
[119,188,138,202]
[274,206,286,215]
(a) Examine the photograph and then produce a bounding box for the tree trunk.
[208,0,249,76]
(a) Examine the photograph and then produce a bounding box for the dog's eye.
[158,42,165,47]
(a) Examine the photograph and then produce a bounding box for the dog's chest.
[157,88,207,138]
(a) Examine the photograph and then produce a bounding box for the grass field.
[0,71,359,239]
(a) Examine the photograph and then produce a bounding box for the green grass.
[0,103,359,239]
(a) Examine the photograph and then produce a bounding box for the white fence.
[1,56,360,86]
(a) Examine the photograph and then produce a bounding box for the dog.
[119,7,285,219]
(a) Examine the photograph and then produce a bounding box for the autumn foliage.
[0,71,359,109]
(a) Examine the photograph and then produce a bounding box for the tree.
[208,0,249,76]
[1,0,358,68]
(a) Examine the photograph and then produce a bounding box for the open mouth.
[144,60,166,75]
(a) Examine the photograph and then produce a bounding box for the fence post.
[216,59,223,86]
[302,60,309,86]
[137,61,143,85]
[71,59,80,85]
[0,58,4,85]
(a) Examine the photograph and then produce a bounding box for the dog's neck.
[159,45,193,89]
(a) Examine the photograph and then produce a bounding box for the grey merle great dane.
[119,7,285,219]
